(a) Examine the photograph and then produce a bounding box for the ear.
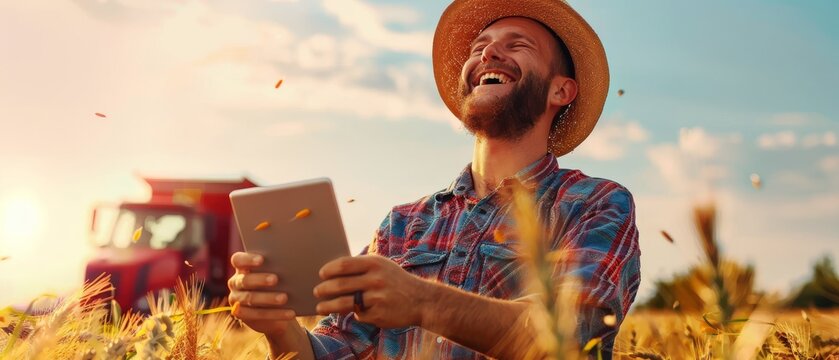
[547,76,577,108]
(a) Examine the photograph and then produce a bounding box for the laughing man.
[228,0,640,358]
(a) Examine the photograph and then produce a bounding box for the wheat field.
[2,186,837,359]
[2,283,837,360]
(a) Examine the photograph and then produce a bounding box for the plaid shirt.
[307,153,641,359]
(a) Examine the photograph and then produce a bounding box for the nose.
[481,41,504,63]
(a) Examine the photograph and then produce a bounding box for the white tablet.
[229,177,351,316]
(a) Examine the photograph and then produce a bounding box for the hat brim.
[433,0,609,157]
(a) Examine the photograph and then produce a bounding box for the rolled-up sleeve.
[308,315,379,359]
[551,184,641,354]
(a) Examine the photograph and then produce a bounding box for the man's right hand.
[228,252,316,360]
[227,252,298,336]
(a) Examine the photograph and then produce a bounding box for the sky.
[0,0,837,306]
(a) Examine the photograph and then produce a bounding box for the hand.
[227,252,298,336]
[313,254,432,329]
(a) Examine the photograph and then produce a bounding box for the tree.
[787,256,839,308]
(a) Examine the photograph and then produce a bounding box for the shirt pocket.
[386,249,448,337]
[477,242,524,299]
[394,248,449,281]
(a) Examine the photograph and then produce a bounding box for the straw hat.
[433,0,609,156]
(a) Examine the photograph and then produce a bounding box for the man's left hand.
[313,254,431,329]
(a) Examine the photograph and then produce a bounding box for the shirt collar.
[434,153,559,202]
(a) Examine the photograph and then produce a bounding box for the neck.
[470,120,551,198]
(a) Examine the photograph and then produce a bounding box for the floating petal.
[255,221,271,231]
[132,227,143,242]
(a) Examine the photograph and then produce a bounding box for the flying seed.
[132,227,143,242]
[660,230,674,243]
[95,112,107,118]
[493,229,505,243]
[750,173,762,190]
[255,221,271,231]
[290,208,311,221]
[184,260,193,267]
[672,300,680,310]
[0,256,8,262]
[347,198,355,203]
[617,89,625,97]
[275,79,283,89]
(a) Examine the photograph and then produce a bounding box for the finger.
[227,272,278,291]
[319,256,373,280]
[231,252,264,270]
[234,305,297,321]
[313,275,369,299]
[316,295,355,315]
[229,291,288,307]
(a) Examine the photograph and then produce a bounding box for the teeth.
[479,72,512,85]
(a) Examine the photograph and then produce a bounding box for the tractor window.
[147,215,187,249]
[110,209,189,249]
[111,211,137,248]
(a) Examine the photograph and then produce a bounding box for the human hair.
[537,21,575,132]
[538,22,575,79]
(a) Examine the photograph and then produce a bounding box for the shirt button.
[436,336,444,344]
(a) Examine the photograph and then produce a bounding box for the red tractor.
[85,177,257,310]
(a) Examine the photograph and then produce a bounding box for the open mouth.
[477,72,514,86]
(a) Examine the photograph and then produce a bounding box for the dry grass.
[1,274,837,359]
[1,189,837,359]
[0,276,295,360]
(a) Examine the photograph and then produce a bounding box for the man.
[228,0,640,358]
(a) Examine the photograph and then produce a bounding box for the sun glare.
[0,194,43,251]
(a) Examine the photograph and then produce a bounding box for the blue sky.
[0,0,836,305]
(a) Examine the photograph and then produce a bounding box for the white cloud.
[185,60,454,125]
[677,127,742,159]
[757,130,835,150]
[321,0,432,56]
[646,128,739,194]
[770,112,828,126]
[4,0,450,125]
[647,144,695,193]
[801,131,837,148]
[573,113,649,160]
[757,131,797,149]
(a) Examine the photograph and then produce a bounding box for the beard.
[457,69,550,142]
